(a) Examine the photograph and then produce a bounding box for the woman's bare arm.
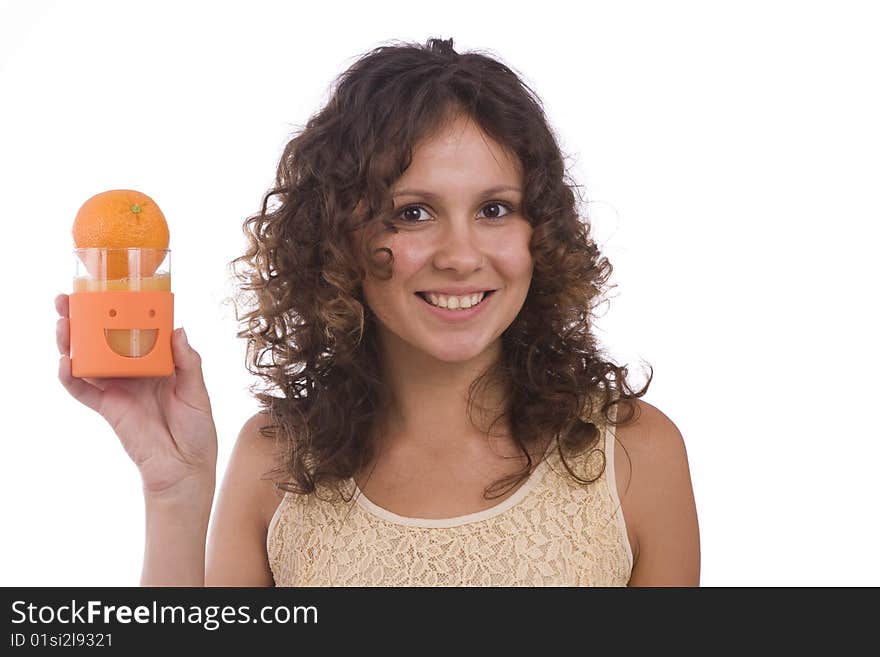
[205,411,285,586]
[621,400,701,586]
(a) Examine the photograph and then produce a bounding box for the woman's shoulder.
[613,397,686,458]
[204,410,288,585]
[612,397,691,507]
[612,397,700,583]
[232,410,288,533]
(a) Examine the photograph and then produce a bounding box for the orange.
[72,189,169,279]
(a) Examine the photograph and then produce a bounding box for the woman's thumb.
[172,327,209,407]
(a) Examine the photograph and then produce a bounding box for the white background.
[1,0,877,586]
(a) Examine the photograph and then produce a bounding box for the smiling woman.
[215,36,699,587]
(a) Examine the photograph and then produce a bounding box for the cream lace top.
[267,405,634,587]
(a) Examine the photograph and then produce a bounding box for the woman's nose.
[431,225,486,270]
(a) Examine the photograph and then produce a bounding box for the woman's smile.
[414,289,497,323]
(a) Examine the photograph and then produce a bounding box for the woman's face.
[362,113,534,364]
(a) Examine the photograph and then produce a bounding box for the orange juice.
[72,273,171,357]
[73,273,171,292]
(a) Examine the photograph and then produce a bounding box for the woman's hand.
[55,293,218,498]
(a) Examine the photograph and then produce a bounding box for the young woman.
[55,37,699,586]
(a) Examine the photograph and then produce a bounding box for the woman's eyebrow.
[392,185,522,199]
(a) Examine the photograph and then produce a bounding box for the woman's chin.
[415,336,500,364]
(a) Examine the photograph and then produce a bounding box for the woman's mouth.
[414,290,496,322]
[415,290,494,310]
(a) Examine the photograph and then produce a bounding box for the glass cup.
[70,248,174,377]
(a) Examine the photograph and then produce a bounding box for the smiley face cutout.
[103,303,161,357]
[69,289,175,378]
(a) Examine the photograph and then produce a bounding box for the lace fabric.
[267,400,634,587]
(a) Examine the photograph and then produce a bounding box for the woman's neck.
[377,336,509,458]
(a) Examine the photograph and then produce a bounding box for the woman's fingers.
[56,316,70,356]
[55,293,68,317]
[58,354,105,415]
[55,294,109,391]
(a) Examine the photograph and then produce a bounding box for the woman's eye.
[398,205,430,222]
[479,202,514,220]
[396,202,514,223]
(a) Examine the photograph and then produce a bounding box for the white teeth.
[424,291,486,309]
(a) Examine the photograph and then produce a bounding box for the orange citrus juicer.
[69,189,175,377]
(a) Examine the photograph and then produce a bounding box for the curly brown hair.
[227,36,652,504]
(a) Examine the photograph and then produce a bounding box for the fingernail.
[180,328,189,347]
